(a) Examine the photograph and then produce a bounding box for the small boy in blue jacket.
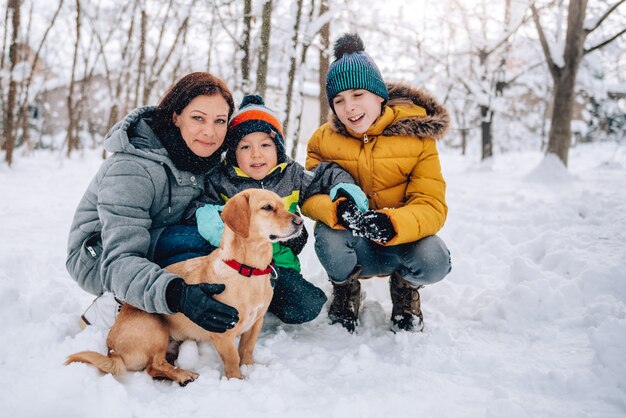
[186,95,368,324]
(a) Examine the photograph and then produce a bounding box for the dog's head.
[221,189,303,242]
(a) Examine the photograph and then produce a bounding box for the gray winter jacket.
[66,106,210,314]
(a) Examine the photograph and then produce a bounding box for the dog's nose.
[292,216,303,226]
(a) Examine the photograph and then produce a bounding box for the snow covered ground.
[1,142,625,418]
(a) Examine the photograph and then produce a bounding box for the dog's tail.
[65,351,127,375]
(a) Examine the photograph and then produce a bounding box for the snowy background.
[0,142,625,417]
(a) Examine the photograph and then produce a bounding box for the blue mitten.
[196,204,224,247]
[330,183,369,211]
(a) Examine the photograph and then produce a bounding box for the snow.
[1,143,625,417]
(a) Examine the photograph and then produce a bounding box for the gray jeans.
[314,222,451,286]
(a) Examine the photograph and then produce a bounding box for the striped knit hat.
[226,95,286,165]
[326,33,388,112]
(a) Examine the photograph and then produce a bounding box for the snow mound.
[524,153,575,183]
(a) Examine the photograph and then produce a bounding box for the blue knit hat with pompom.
[325,33,388,112]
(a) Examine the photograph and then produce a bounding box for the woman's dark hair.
[152,72,235,135]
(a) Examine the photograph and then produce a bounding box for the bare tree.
[318,0,330,125]
[289,0,317,155]
[4,0,20,166]
[1,2,13,151]
[283,0,304,144]
[135,3,146,108]
[256,0,272,97]
[66,0,81,157]
[452,0,526,161]
[15,0,64,150]
[241,0,252,91]
[532,0,626,166]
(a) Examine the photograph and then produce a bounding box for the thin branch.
[149,0,174,71]
[585,26,626,54]
[153,14,190,77]
[213,0,243,49]
[531,3,559,79]
[22,0,64,100]
[83,7,123,97]
[484,12,530,57]
[586,0,626,34]
[506,61,544,85]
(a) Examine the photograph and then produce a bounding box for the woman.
[66,72,239,333]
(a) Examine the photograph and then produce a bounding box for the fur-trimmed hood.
[329,82,449,140]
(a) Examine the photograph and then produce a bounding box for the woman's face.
[172,94,229,157]
[332,89,384,134]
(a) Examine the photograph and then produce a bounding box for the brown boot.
[328,266,362,333]
[389,271,424,333]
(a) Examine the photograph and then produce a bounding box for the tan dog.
[66,189,303,383]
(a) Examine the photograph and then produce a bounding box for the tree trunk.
[290,0,316,159]
[318,0,330,125]
[480,105,493,160]
[546,69,578,166]
[4,0,20,166]
[282,0,303,143]
[15,0,64,151]
[241,0,252,92]
[256,0,272,97]
[66,0,81,157]
[135,5,146,108]
[1,2,12,149]
[106,1,138,148]
[544,0,586,166]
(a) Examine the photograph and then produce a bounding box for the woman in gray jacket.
[66,72,239,333]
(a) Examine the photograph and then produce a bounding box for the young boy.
[188,95,368,324]
[302,33,452,333]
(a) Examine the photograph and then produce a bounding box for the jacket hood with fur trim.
[329,82,450,141]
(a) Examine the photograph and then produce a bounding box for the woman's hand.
[166,279,239,332]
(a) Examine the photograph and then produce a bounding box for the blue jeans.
[314,222,451,286]
[153,225,217,268]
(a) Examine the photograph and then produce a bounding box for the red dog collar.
[224,259,274,278]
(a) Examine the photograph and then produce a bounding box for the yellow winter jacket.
[302,82,450,246]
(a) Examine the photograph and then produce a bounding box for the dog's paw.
[224,370,244,380]
[175,370,199,386]
[240,355,254,366]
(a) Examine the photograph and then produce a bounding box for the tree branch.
[485,11,529,57]
[585,26,626,54]
[214,0,243,49]
[586,0,626,34]
[531,3,559,79]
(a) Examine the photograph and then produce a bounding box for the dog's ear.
[222,191,250,238]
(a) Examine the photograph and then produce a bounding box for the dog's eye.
[261,204,274,211]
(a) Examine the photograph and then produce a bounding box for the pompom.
[239,94,264,108]
[333,33,365,60]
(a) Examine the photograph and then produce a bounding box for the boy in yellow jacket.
[302,33,452,333]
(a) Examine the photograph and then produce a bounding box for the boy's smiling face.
[235,131,278,180]
[332,89,384,134]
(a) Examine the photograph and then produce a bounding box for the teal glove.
[330,183,369,211]
[196,204,224,247]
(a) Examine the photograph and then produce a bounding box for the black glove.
[166,279,239,333]
[360,210,396,244]
[282,222,309,255]
[336,198,364,231]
